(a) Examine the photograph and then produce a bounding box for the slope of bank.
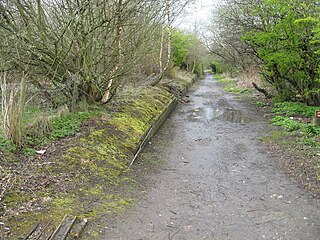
[0,73,195,239]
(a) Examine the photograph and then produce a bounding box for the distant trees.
[206,0,259,75]
[209,0,320,105]
[171,29,206,75]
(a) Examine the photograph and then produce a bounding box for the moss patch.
[1,86,177,239]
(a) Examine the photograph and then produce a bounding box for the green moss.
[3,86,175,239]
[2,193,27,210]
[52,196,75,208]
[83,185,104,196]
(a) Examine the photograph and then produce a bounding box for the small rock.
[36,150,46,154]
[270,194,277,198]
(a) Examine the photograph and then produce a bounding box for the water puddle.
[216,108,250,124]
[185,98,251,124]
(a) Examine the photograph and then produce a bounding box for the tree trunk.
[101,0,122,104]
[150,0,172,86]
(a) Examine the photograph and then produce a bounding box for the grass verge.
[214,74,250,94]
[258,101,320,195]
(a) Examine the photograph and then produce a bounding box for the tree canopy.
[208,0,320,105]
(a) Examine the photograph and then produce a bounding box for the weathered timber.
[49,215,76,240]
[68,218,88,239]
[24,216,86,240]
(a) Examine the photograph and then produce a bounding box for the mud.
[100,73,320,240]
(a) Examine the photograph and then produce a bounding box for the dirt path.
[100,73,320,240]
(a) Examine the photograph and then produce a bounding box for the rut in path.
[100,73,320,240]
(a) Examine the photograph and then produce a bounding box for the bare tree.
[0,0,182,106]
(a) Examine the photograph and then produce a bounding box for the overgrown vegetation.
[0,0,205,146]
[0,88,164,238]
[256,99,320,193]
[271,102,320,143]
[0,71,194,239]
[208,0,320,105]
[0,0,207,238]
[171,30,207,75]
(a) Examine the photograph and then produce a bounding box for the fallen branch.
[251,82,273,99]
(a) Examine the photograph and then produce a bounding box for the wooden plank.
[36,220,54,240]
[68,218,88,239]
[49,215,76,240]
[24,216,87,240]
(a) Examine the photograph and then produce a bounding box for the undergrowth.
[257,98,320,194]
[49,111,103,140]
[0,108,103,153]
[0,86,176,239]
[214,74,250,94]
[271,101,320,183]
[272,102,318,117]
[270,102,320,142]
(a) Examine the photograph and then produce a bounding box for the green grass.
[49,111,102,140]
[0,108,104,153]
[0,135,17,152]
[214,74,227,81]
[272,102,318,117]
[271,116,320,136]
[214,74,250,94]
[224,86,250,94]
[255,101,268,107]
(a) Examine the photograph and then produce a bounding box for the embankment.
[2,74,195,239]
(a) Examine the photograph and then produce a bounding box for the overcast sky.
[175,0,218,31]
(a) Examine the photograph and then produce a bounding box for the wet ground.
[100,73,320,239]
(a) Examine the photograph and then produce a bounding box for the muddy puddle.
[187,98,251,124]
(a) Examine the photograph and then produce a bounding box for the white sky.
[175,0,219,31]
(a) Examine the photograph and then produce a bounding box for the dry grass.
[1,73,26,147]
[234,66,261,88]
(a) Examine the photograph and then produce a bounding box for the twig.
[252,82,273,99]
[169,210,177,215]
[168,229,180,240]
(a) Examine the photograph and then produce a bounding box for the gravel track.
[100,73,320,240]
